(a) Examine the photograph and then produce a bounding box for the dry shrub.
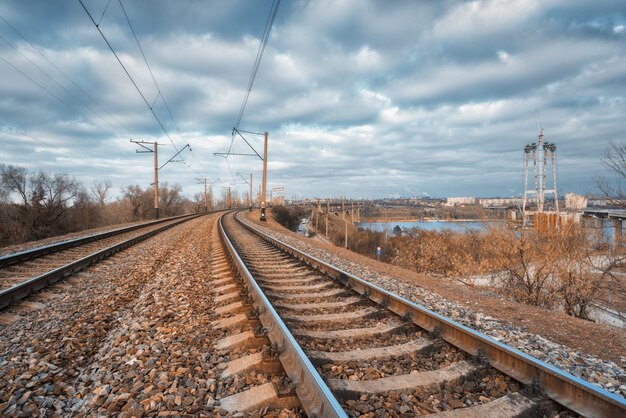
[488,228,561,308]
[392,228,500,277]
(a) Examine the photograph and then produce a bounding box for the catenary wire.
[0,13,134,135]
[0,32,122,137]
[0,54,117,137]
[78,0,182,154]
[117,0,212,175]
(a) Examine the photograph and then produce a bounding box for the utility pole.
[203,178,207,212]
[131,140,159,219]
[131,139,191,220]
[215,129,268,220]
[196,178,208,212]
[341,196,345,219]
[260,131,268,221]
[351,199,354,222]
[153,142,159,219]
[345,215,348,249]
[326,198,329,238]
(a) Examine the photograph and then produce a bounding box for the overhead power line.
[116,0,211,176]
[0,54,116,137]
[223,0,280,184]
[0,13,133,136]
[78,0,181,151]
[0,32,121,137]
[233,0,281,132]
[117,0,180,151]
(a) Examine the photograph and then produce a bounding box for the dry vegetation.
[0,164,214,247]
[313,211,625,320]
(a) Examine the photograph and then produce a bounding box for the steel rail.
[234,212,626,418]
[0,213,200,268]
[0,213,206,310]
[218,213,347,418]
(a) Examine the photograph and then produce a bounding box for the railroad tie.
[254,275,318,285]
[219,382,300,413]
[281,306,380,323]
[215,330,267,351]
[211,313,257,330]
[308,339,433,364]
[262,281,332,292]
[214,291,240,304]
[219,352,283,379]
[272,297,362,311]
[214,301,247,316]
[211,276,236,287]
[265,287,347,300]
[293,322,404,339]
[428,392,538,417]
[328,361,477,399]
[211,283,238,295]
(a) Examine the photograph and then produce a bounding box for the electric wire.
[117,0,211,175]
[0,32,120,137]
[234,0,280,131]
[1,125,88,161]
[0,13,134,135]
[78,0,181,153]
[226,0,280,158]
[0,54,116,137]
[222,0,280,186]
[97,0,112,26]
[117,0,179,151]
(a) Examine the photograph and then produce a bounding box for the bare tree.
[158,182,185,216]
[123,184,148,220]
[599,140,626,206]
[0,165,80,241]
[491,229,560,308]
[91,180,112,208]
[552,226,603,318]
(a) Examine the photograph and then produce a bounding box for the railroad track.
[0,212,206,309]
[218,211,626,417]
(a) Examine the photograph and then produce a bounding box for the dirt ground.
[246,210,626,365]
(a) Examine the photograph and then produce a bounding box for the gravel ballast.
[0,214,300,416]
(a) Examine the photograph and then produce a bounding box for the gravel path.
[241,213,626,399]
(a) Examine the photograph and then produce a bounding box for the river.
[357,220,502,233]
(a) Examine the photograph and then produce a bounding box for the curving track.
[0,213,204,309]
[219,211,626,417]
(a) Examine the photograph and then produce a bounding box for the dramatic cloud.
[1,0,625,199]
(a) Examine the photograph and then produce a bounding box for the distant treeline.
[0,164,214,247]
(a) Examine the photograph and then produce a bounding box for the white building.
[478,198,523,208]
[565,193,588,211]
[445,197,477,206]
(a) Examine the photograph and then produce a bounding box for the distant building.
[478,198,523,208]
[445,197,477,206]
[565,193,588,211]
[588,199,608,207]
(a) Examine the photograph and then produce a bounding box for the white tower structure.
[522,129,559,228]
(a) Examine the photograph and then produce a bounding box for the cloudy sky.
[1,0,625,200]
